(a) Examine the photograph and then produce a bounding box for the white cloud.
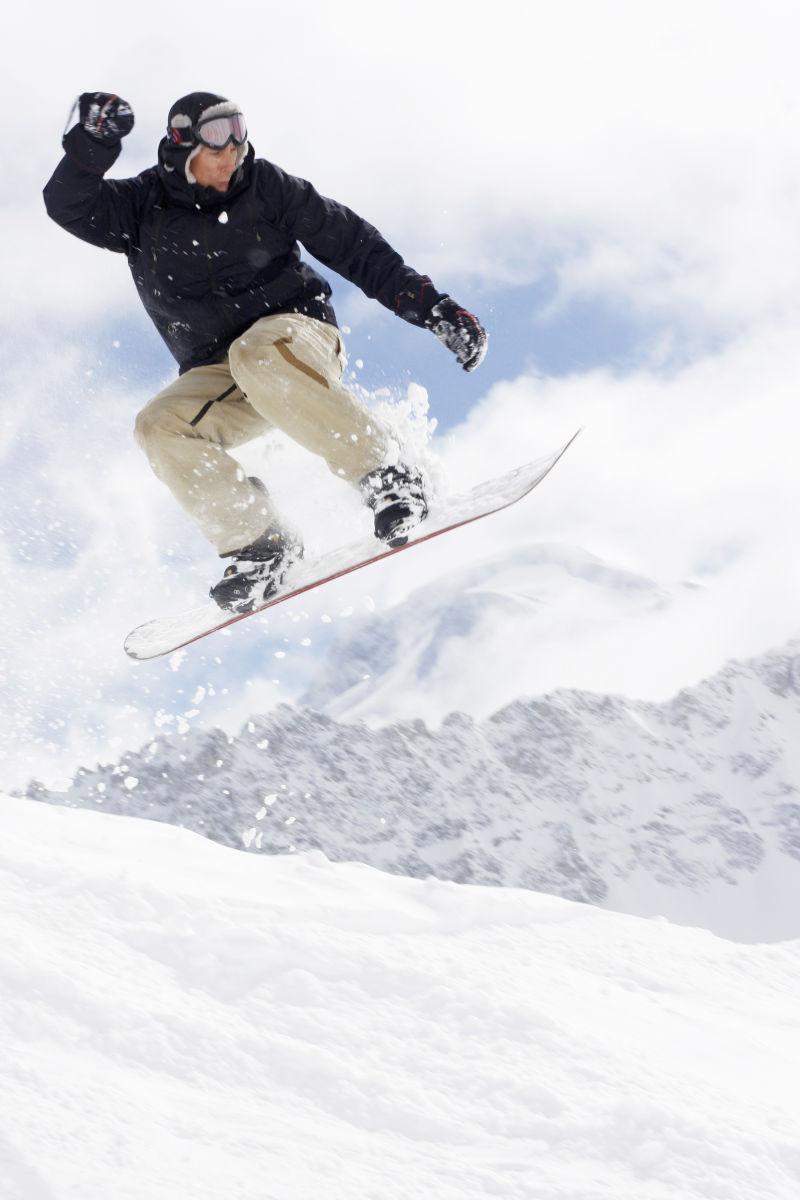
[441,318,800,572]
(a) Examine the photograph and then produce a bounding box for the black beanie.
[166,91,230,144]
[159,91,249,187]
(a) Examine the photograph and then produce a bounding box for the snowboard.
[124,429,580,661]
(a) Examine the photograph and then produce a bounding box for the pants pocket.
[272,336,332,390]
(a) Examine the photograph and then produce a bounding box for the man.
[44,91,487,613]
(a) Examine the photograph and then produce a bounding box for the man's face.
[191,143,239,191]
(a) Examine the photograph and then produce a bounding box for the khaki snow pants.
[134,314,390,554]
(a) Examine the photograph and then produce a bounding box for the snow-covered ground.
[1,794,798,1200]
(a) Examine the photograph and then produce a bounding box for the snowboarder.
[43,91,488,613]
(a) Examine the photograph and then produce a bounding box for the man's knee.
[133,403,157,451]
[134,399,185,453]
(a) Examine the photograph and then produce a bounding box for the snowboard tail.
[124,430,580,661]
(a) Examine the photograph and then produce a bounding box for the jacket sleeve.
[43,126,145,254]
[264,162,446,327]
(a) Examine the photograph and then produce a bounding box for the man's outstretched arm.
[263,162,488,372]
[43,92,143,254]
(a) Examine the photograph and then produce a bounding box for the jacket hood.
[157,90,252,209]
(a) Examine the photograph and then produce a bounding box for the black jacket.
[43,126,445,374]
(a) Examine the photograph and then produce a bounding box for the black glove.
[425,297,488,372]
[74,92,135,144]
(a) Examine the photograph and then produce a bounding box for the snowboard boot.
[210,526,304,614]
[360,465,429,548]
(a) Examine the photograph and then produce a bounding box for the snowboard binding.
[210,527,304,614]
[360,464,429,548]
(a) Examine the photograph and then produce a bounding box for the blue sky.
[4,0,800,788]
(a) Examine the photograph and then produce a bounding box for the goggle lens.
[196,113,247,148]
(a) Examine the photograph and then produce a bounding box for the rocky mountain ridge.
[20,641,800,943]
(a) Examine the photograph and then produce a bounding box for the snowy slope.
[21,641,800,943]
[1,795,798,1200]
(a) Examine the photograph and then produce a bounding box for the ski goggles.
[169,112,247,149]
